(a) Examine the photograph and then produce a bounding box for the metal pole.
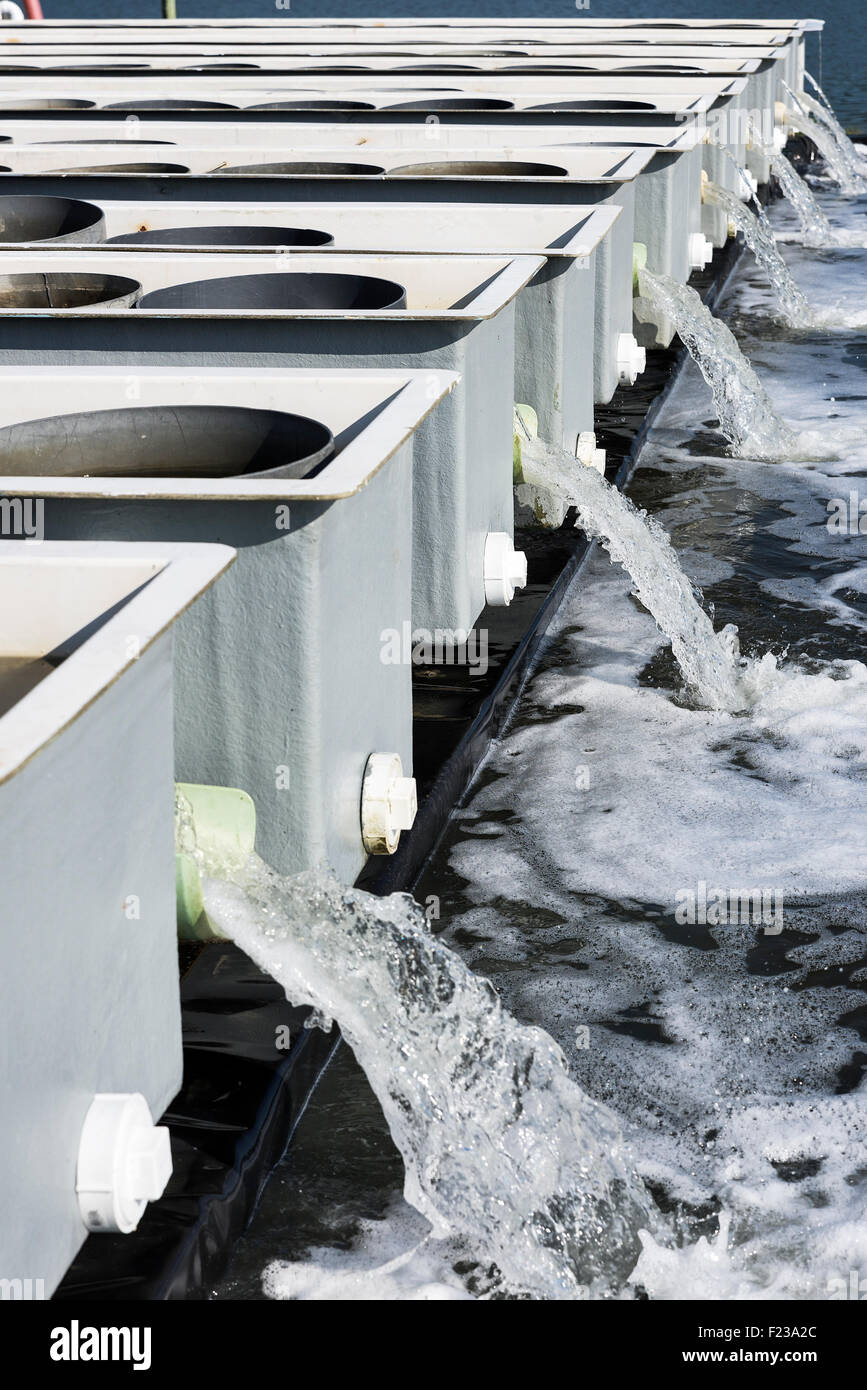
[162,0,177,19]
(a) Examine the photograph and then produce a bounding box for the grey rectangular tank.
[0,537,232,1298]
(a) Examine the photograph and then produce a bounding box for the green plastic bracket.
[513,403,539,483]
[175,782,256,941]
[632,242,648,295]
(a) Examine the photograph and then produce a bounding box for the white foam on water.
[262,1203,476,1302]
[199,855,652,1300]
[437,260,867,1298]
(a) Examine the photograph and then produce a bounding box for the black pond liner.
[109,224,334,248]
[391,158,569,177]
[247,99,376,111]
[0,404,334,480]
[49,161,191,174]
[214,159,385,176]
[103,99,239,111]
[0,271,141,310]
[0,98,96,110]
[0,195,106,244]
[138,271,406,312]
[53,944,342,1303]
[529,98,659,112]
[385,96,515,111]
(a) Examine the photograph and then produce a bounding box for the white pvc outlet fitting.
[361,751,417,855]
[484,531,528,607]
[688,233,714,270]
[616,333,646,387]
[76,1093,172,1234]
[773,125,787,152]
[576,431,606,475]
[740,170,759,200]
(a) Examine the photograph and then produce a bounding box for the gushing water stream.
[803,72,867,188]
[515,430,756,712]
[636,266,802,460]
[748,127,833,246]
[703,179,814,326]
[179,800,652,1299]
[782,82,866,195]
[204,79,865,1304]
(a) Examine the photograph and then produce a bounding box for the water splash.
[182,801,652,1299]
[636,266,801,460]
[782,83,866,194]
[515,428,750,711]
[703,179,814,326]
[803,72,867,189]
[748,126,833,247]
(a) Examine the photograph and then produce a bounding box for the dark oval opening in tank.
[391,158,568,178]
[624,65,705,75]
[36,138,177,146]
[502,64,594,73]
[0,271,141,310]
[103,98,239,111]
[214,159,385,176]
[0,98,96,110]
[109,223,334,247]
[181,62,261,71]
[138,271,406,312]
[0,404,335,481]
[386,96,515,111]
[247,99,377,111]
[0,194,106,244]
[392,63,481,73]
[51,64,151,73]
[285,65,370,75]
[528,98,658,112]
[48,161,191,174]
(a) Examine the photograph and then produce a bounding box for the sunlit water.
[748,128,833,248]
[637,267,805,460]
[212,151,867,1304]
[703,180,815,327]
[803,73,867,192]
[191,835,652,1299]
[783,83,867,199]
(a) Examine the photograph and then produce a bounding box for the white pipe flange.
[484,531,527,607]
[616,333,646,387]
[688,233,714,270]
[0,3,25,20]
[576,431,606,475]
[76,1093,172,1234]
[361,752,417,855]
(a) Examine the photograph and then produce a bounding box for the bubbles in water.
[703,178,815,327]
[747,123,833,248]
[637,267,809,460]
[191,838,652,1299]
